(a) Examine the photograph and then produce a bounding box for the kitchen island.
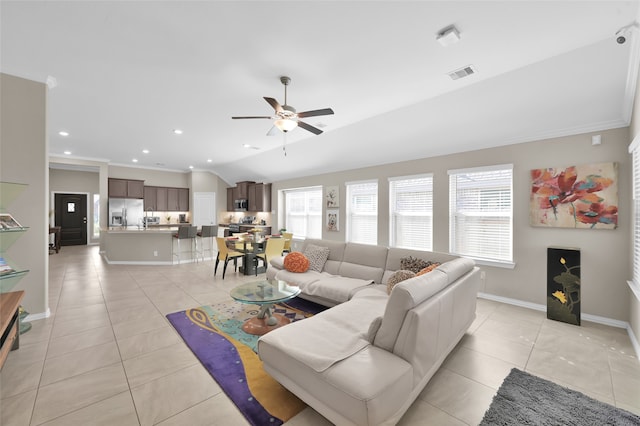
[102,226,185,264]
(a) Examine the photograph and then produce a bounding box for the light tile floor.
[1,245,639,425]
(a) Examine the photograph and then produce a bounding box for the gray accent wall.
[271,127,632,323]
[0,73,49,316]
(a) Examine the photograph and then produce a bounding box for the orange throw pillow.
[416,263,440,276]
[284,252,310,273]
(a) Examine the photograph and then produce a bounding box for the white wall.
[272,127,631,322]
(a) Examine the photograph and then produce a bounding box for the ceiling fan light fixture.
[274,118,298,132]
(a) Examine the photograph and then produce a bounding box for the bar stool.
[173,225,197,263]
[197,225,217,261]
[188,225,198,262]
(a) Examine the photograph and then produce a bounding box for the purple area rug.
[166,297,327,426]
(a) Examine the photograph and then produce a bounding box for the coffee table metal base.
[242,304,291,335]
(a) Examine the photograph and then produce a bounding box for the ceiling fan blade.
[297,120,323,135]
[264,97,284,113]
[231,116,272,119]
[297,108,334,118]
[266,126,279,136]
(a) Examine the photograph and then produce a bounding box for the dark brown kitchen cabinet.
[248,183,272,212]
[227,187,234,211]
[167,188,178,211]
[144,186,156,211]
[144,186,186,211]
[109,178,144,199]
[235,181,254,199]
[178,188,189,211]
[156,187,168,211]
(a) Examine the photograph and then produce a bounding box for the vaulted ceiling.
[2,1,638,184]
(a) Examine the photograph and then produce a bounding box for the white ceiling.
[2,1,639,185]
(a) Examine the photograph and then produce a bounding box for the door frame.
[50,191,93,245]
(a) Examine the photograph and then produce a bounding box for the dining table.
[226,232,267,276]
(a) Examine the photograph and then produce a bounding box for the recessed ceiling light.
[188,165,194,169]
[173,129,183,135]
[59,131,69,136]
[142,149,149,154]
[63,151,72,155]
[132,158,138,163]
[207,159,212,163]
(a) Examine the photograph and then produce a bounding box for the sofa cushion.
[258,288,388,373]
[304,244,331,272]
[274,269,325,291]
[373,269,449,352]
[304,275,374,304]
[284,252,310,273]
[435,257,476,284]
[338,243,387,283]
[302,239,346,275]
[386,270,416,294]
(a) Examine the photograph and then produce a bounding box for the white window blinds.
[346,180,378,245]
[284,187,322,239]
[389,174,433,250]
[632,141,640,288]
[449,165,513,263]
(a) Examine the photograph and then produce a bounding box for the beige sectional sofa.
[258,239,481,425]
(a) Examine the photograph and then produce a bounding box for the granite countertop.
[104,226,181,233]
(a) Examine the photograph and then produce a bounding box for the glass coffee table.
[230,279,301,335]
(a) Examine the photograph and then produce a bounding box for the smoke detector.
[436,26,460,46]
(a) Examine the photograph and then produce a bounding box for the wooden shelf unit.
[0,290,24,369]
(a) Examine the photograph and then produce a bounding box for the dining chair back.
[282,232,293,254]
[257,237,286,272]
[215,237,243,279]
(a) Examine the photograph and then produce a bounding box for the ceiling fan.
[232,76,334,136]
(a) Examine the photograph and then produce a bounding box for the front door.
[55,194,88,246]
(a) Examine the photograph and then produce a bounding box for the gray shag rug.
[480,368,640,425]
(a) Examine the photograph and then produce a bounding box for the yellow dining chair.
[282,232,293,254]
[215,237,244,279]
[257,237,286,273]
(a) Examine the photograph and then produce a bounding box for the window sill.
[470,258,516,269]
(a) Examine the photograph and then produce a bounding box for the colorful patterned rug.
[166,297,327,426]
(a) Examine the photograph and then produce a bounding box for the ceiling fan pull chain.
[283,133,287,157]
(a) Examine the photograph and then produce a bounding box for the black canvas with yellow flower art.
[547,247,581,325]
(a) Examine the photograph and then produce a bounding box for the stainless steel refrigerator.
[108,198,144,228]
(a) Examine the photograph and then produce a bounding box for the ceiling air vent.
[447,65,476,80]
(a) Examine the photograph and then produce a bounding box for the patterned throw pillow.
[386,270,416,294]
[303,244,331,272]
[284,252,310,273]
[416,263,440,276]
[400,256,432,274]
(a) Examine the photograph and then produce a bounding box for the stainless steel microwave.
[234,199,248,211]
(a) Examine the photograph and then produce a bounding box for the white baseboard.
[478,292,640,360]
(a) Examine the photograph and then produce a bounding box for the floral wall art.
[530,162,618,229]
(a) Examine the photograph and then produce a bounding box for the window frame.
[388,173,433,250]
[345,179,378,245]
[283,186,322,240]
[629,137,640,301]
[448,164,515,268]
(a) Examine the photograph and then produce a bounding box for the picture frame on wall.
[530,162,618,229]
[326,209,339,232]
[325,186,339,208]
